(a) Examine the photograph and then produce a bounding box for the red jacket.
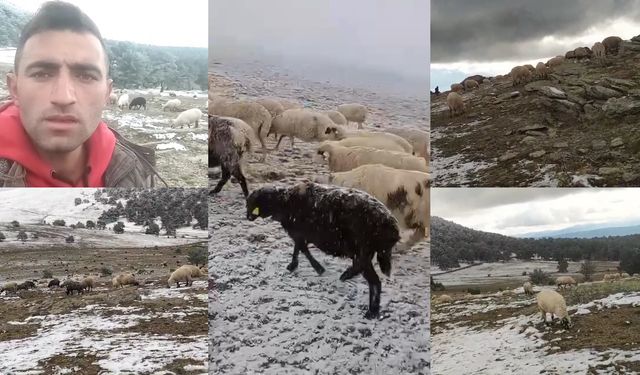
[0,103,116,187]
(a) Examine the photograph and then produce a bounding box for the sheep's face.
[246,187,283,221]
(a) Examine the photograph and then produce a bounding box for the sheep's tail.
[377,246,392,277]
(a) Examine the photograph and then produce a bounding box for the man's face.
[7,30,112,155]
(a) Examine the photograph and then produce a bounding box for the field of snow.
[208,189,430,374]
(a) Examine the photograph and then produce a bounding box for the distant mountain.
[521,224,640,239]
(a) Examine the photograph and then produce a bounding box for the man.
[0,1,164,187]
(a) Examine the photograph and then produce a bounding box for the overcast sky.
[431,188,640,237]
[431,0,640,90]
[211,0,430,83]
[3,0,207,48]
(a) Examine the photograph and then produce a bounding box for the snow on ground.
[432,291,640,374]
[209,189,430,374]
[0,290,207,374]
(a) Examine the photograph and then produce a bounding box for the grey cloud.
[431,0,640,63]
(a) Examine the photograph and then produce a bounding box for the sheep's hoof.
[364,310,379,319]
[314,265,326,275]
[286,262,298,272]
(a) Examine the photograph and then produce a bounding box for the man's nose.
[50,70,76,106]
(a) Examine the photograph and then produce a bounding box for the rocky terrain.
[431,35,640,187]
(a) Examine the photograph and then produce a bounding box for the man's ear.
[7,72,18,106]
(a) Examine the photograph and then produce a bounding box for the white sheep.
[117,93,130,109]
[316,142,428,173]
[1,282,18,294]
[535,62,550,80]
[536,289,572,328]
[324,136,408,153]
[510,65,532,86]
[162,99,182,112]
[168,266,193,288]
[433,294,453,304]
[323,110,348,125]
[270,109,338,150]
[464,79,479,90]
[446,92,464,117]
[337,103,367,129]
[592,41,606,59]
[173,108,203,128]
[603,273,621,282]
[450,83,464,93]
[523,281,534,295]
[108,93,118,105]
[331,128,414,154]
[383,127,429,160]
[111,273,139,288]
[210,116,255,196]
[256,98,285,120]
[81,276,97,292]
[555,276,577,289]
[209,97,272,162]
[178,264,206,278]
[325,163,429,247]
[546,56,565,67]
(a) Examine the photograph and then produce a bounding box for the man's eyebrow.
[24,61,104,78]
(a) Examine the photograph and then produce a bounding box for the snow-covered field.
[208,189,430,374]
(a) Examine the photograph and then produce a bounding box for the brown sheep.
[602,36,623,55]
[446,92,464,117]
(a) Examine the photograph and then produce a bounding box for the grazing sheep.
[325,164,429,247]
[337,103,367,129]
[48,278,60,288]
[316,142,428,173]
[62,280,84,295]
[128,97,146,110]
[510,65,532,86]
[256,98,285,120]
[464,79,479,90]
[535,62,550,80]
[523,281,534,295]
[602,36,623,55]
[17,280,36,290]
[209,98,272,162]
[450,83,464,93]
[179,264,206,278]
[546,56,565,67]
[446,92,465,117]
[603,273,621,282]
[331,128,414,154]
[270,109,338,150]
[621,272,631,279]
[434,294,453,304]
[323,110,348,126]
[173,108,203,128]
[108,93,118,105]
[592,41,606,59]
[381,127,429,160]
[117,93,130,110]
[168,266,193,288]
[537,289,572,329]
[111,273,139,288]
[162,99,182,112]
[1,282,18,294]
[209,116,253,197]
[82,276,97,292]
[246,181,400,319]
[325,136,408,153]
[556,276,577,289]
[573,47,590,59]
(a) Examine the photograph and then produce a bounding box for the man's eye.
[32,72,52,79]
[78,73,97,82]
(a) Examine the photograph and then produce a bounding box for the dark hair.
[14,1,109,73]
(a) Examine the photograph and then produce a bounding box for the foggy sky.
[210,0,430,81]
[431,188,640,236]
[432,0,640,63]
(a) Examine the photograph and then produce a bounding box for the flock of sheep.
[434,270,637,330]
[444,35,625,118]
[208,93,429,318]
[0,264,207,297]
[109,90,204,129]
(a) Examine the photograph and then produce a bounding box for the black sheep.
[48,278,60,288]
[129,96,146,110]
[62,280,84,295]
[246,181,400,318]
[17,280,36,290]
[209,115,249,197]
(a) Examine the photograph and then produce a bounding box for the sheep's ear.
[252,207,260,216]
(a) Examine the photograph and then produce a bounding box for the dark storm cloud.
[431,0,640,63]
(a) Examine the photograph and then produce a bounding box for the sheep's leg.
[357,122,363,130]
[231,165,249,197]
[287,245,300,272]
[290,136,295,149]
[340,265,360,281]
[211,166,232,195]
[362,262,381,319]
[275,135,286,150]
[298,241,325,275]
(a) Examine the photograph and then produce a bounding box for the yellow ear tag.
[252,207,260,215]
